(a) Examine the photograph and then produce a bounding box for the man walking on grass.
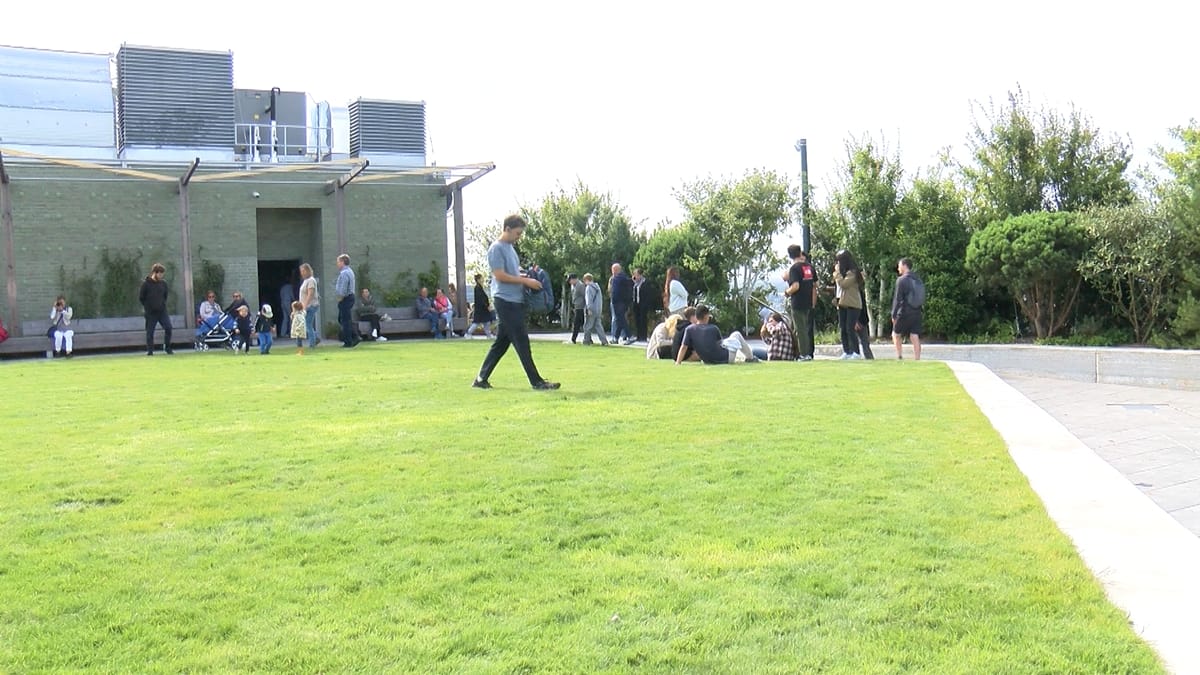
[473,215,560,390]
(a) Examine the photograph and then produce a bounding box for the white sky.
[5,0,1198,239]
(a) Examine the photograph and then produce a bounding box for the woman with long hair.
[832,249,864,359]
[664,266,688,314]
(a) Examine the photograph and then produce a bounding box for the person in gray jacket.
[568,274,586,343]
[581,273,609,346]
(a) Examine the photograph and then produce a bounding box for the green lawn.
[0,342,1162,673]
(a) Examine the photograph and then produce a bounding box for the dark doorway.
[258,259,300,335]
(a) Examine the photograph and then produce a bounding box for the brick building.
[0,44,490,339]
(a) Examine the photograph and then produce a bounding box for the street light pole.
[794,139,810,252]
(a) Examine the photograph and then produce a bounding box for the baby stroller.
[194,312,238,351]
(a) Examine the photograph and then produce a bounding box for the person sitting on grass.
[675,305,757,365]
[355,288,387,342]
[669,306,700,362]
[647,306,694,360]
[753,312,797,361]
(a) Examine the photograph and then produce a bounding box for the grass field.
[0,341,1163,673]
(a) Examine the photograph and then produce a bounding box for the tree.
[631,222,724,302]
[518,182,645,292]
[1154,121,1200,344]
[676,169,795,329]
[1079,203,1179,343]
[963,87,1134,223]
[821,138,904,335]
[894,176,973,338]
[965,212,1090,339]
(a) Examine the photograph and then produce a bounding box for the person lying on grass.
[675,305,758,365]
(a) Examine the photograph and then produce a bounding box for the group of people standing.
[565,263,665,346]
[786,245,923,361]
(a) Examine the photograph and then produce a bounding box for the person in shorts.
[891,257,922,360]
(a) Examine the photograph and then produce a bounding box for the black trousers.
[838,307,860,355]
[144,310,172,351]
[570,308,584,342]
[633,303,649,341]
[360,312,382,338]
[856,322,874,359]
[478,297,545,386]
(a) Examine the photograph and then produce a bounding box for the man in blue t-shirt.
[473,215,561,390]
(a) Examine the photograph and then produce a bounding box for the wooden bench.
[0,315,189,358]
[358,306,466,338]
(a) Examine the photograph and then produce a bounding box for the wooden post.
[0,152,19,337]
[334,183,347,256]
[178,159,199,330]
[452,187,467,312]
[325,161,366,257]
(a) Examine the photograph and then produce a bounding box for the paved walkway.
[951,363,1200,675]
[1000,374,1200,538]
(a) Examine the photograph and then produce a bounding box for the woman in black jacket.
[466,274,495,339]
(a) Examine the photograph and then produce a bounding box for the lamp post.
[794,139,810,253]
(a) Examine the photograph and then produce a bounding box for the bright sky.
[5,0,1198,240]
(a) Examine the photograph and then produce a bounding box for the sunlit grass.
[0,343,1161,672]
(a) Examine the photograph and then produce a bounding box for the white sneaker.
[377,335,388,342]
[840,353,852,360]
[372,329,379,338]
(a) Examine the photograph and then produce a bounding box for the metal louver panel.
[0,45,115,156]
[349,99,425,165]
[117,45,234,150]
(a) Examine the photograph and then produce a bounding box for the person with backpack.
[891,257,924,360]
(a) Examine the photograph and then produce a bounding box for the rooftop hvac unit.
[116,44,235,161]
[348,98,425,167]
[234,88,308,160]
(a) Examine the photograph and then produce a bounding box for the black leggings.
[838,307,860,355]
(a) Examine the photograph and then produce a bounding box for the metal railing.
[233,122,332,163]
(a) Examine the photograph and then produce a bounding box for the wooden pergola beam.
[178,158,200,330]
[0,150,17,336]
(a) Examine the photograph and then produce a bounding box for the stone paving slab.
[1001,374,1200,538]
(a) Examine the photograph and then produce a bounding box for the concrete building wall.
[0,162,449,333]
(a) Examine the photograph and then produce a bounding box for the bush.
[949,317,1018,344]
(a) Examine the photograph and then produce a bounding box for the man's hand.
[525,277,542,291]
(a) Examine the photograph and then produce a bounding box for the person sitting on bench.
[415,287,440,338]
[49,295,74,357]
[355,288,387,342]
